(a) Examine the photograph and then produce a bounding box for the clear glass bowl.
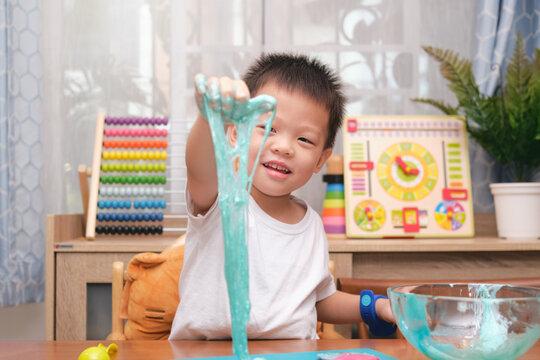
[388,284,540,360]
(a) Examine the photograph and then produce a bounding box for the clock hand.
[395,156,419,176]
[365,206,373,221]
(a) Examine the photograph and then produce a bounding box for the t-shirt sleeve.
[315,271,337,301]
[315,221,337,301]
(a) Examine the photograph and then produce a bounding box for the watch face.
[361,294,372,307]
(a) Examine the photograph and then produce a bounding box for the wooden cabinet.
[46,214,540,340]
[45,214,184,340]
[327,214,540,281]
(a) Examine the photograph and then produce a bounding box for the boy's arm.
[186,76,250,214]
[315,290,394,324]
[186,114,218,214]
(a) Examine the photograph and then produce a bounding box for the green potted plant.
[413,35,540,239]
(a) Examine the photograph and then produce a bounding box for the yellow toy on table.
[78,343,118,360]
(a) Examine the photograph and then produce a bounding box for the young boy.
[169,53,395,340]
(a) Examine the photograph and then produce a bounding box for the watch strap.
[360,289,396,337]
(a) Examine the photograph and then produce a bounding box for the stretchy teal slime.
[196,74,276,359]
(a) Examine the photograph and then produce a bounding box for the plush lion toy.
[119,236,185,339]
[117,234,343,340]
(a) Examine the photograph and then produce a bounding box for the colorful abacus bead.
[97,116,170,237]
[99,200,131,209]
[95,225,164,235]
[104,128,168,137]
[133,200,166,209]
[105,116,169,126]
[100,162,167,172]
[97,212,165,222]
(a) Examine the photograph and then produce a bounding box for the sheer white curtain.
[263,0,477,209]
[42,0,172,215]
[42,0,476,217]
[1,0,44,306]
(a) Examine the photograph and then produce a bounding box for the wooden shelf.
[53,235,181,253]
[327,213,539,252]
[55,234,540,253]
[327,236,540,252]
[50,213,539,254]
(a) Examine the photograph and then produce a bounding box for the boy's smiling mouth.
[262,160,292,178]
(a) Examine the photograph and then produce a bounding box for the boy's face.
[248,82,332,198]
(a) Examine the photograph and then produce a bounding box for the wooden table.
[1,339,540,360]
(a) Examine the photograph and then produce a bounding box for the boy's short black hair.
[243,53,345,149]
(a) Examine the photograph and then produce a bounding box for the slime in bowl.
[388,284,540,359]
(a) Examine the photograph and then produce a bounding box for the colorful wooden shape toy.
[322,156,346,235]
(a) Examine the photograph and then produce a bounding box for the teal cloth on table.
[182,348,396,360]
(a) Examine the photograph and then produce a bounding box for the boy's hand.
[194,74,250,122]
[375,298,396,323]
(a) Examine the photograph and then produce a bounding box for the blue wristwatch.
[360,289,396,337]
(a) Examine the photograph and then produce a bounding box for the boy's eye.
[298,137,313,144]
[257,125,276,133]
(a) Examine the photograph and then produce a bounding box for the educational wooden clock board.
[343,115,474,238]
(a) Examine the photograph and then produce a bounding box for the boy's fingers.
[229,80,250,120]
[220,77,234,118]
[219,77,233,99]
[233,80,250,103]
[207,77,221,111]
[194,73,207,95]
[194,74,206,113]
[195,76,253,119]
[207,76,220,98]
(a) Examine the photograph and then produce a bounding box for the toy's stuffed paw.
[120,240,184,340]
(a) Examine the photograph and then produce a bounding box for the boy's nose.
[270,137,293,157]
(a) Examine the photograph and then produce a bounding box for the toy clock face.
[377,142,438,201]
[353,199,386,232]
[435,200,466,230]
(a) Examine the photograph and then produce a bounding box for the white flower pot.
[490,182,540,239]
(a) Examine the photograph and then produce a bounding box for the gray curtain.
[471,0,540,212]
[0,0,44,307]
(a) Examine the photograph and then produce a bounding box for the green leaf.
[504,34,532,129]
[421,46,482,113]
[530,48,540,140]
[533,48,540,73]
[412,36,540,180]
[411,98,459,115]
[414,37,540,181]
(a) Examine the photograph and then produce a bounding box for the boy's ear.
[314,148,333,173]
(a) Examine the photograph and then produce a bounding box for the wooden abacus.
[84,113,186,240]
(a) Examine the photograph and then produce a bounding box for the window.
[43,0,475,215]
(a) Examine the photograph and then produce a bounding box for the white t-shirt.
[169,193,336,340]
